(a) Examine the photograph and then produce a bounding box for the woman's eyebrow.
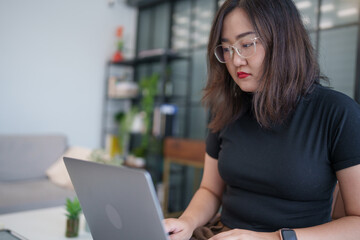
[221,31,255,42]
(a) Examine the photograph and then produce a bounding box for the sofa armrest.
[0,135,67,181]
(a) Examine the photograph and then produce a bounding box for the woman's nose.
[232,50,247,66]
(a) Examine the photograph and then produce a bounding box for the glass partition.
[137,8,152,53]
[320,0,359,29]
[153,2,171,49]
[189,105,208,139]
[172,0,191,50]
[191,0,215,48]
[190,49,207,103]
[294,0,319,30]
[319,26,358,98]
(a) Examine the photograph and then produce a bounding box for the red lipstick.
[237,72,251,79]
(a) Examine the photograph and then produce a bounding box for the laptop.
[63,157,170,240]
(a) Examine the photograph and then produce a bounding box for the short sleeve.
[330,95,360,171]
[206,130,221,159]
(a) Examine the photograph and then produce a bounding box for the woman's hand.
[209,229,280,240]
[163,217,195,240]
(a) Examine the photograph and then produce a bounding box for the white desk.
[0,207,92,240]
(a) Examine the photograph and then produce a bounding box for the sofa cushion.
[46,146,92,189]
[0,179,75,214]
[0,135,67,181]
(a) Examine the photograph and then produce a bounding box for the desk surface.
[0,207,92,240]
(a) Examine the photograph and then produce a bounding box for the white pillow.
[46,146,92,189]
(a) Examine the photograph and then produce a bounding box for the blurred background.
[0,0,137,148]
[1,0,359,215]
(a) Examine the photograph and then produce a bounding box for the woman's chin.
[236,82,258,93]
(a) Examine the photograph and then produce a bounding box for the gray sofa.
[0,135,75,214]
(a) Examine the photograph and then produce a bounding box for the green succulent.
[65,197,82,219]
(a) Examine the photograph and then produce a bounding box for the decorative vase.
[65,218,80,237]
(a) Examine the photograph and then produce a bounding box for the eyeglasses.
[214,36,260,63]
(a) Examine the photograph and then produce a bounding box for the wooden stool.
[162,137,205,218]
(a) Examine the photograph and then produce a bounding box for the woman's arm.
[180,153,226,228]
[164,153,226,240]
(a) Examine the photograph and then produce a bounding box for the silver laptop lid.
[63,157,169,240]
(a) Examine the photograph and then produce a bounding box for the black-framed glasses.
[214,36,260,63]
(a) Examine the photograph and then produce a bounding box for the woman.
[164,0,360,239]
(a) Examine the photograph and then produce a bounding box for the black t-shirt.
[206,84,360,232]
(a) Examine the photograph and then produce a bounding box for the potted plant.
[130,73,159,158]
[115,73,160,166]
[65,197,82,238]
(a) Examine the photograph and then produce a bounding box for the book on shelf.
[152,104,178,137]
[105,134,121,157]
[107,66,138,99]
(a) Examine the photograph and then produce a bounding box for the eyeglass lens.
[215,37,257,63]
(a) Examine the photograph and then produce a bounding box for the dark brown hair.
[203,0,324,131]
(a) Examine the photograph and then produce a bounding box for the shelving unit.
[101,49,188,149]
[101,0,221,214]
[100,62,134,150]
